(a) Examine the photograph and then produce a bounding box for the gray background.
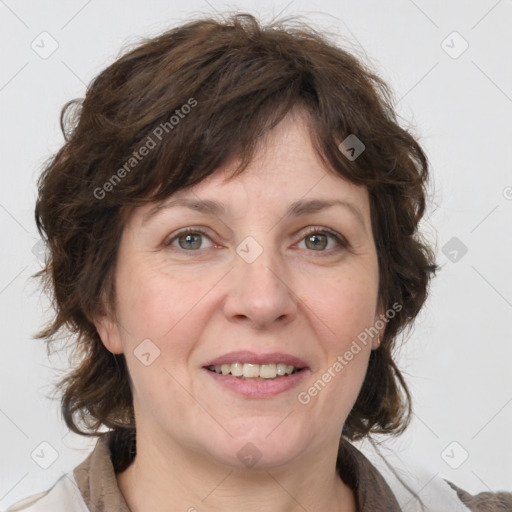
[1,0,511,509]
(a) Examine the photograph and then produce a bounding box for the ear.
[93,302,124,355]
[371,305,387,350]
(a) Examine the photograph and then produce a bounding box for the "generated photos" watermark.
[93,97,197,200]
[297,302,402,405]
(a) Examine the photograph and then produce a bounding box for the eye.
[297,227,347,253]
[164,226,348,253]
[165,228,214,251]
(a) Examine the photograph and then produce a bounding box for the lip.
[203,366,310,398]
[202,350,309,369]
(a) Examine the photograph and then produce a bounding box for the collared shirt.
[6,433,510,511]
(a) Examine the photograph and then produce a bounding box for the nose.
[222,242,298,330]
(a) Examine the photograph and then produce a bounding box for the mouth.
[201,351,309,398]
[205,362,304,380]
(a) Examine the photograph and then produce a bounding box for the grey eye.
[305,233,329,250]
[168,230,213,251]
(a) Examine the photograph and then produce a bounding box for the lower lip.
[202,368,309,398]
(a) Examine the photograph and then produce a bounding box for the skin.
[95,109,384,512]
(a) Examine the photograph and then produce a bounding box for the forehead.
[129,111,370,228]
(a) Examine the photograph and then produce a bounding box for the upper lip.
[203,351,309,369]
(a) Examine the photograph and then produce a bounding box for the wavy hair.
[34,13,437,455]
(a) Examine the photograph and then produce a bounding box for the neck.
[116,428,356,512]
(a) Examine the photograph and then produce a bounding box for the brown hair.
[34,13,437,448]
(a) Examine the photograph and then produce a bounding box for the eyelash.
[164,226,348,255]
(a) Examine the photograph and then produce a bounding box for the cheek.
[293,271,378,439]
[114,256,212,343]
[113,262,209,414]
[306,265,379,350]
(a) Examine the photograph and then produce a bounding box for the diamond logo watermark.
[31,239,48,264]
[236,442,262,468]
[442,236,468,263]
[236,236,263,264]
[31,31,59,60]
[441,441,469,469]
[31,441,59,469]
[337,134,365,161]
[441,31,469,59]
[134,338,161,366]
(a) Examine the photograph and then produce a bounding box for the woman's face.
[96,112,383,469]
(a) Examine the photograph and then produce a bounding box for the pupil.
[180,234,201,250]
[307,234,326,250]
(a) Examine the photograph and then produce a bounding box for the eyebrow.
[142,197,366,230]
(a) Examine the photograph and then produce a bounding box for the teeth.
[208,362,299,379]
[243,363,260,378]
[276,363,287,376]
[230,363,243,377]
[260,363,277,379]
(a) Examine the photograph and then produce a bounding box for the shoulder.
[4,473,89,512]
[351,438,512,512]
[4,431,132,512]
[445,480,512,512]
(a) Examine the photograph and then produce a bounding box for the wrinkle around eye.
[158,227,363,259]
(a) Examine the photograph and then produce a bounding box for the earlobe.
[371,306,387,350]
[93,306,124,355]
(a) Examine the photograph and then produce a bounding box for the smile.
[206,362,302,380]
[202,351,310,398]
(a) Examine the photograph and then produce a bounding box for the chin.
[199,420,310,470]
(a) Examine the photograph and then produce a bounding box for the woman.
[8,13,509,512]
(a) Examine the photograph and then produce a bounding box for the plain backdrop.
[1,0,511,509]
